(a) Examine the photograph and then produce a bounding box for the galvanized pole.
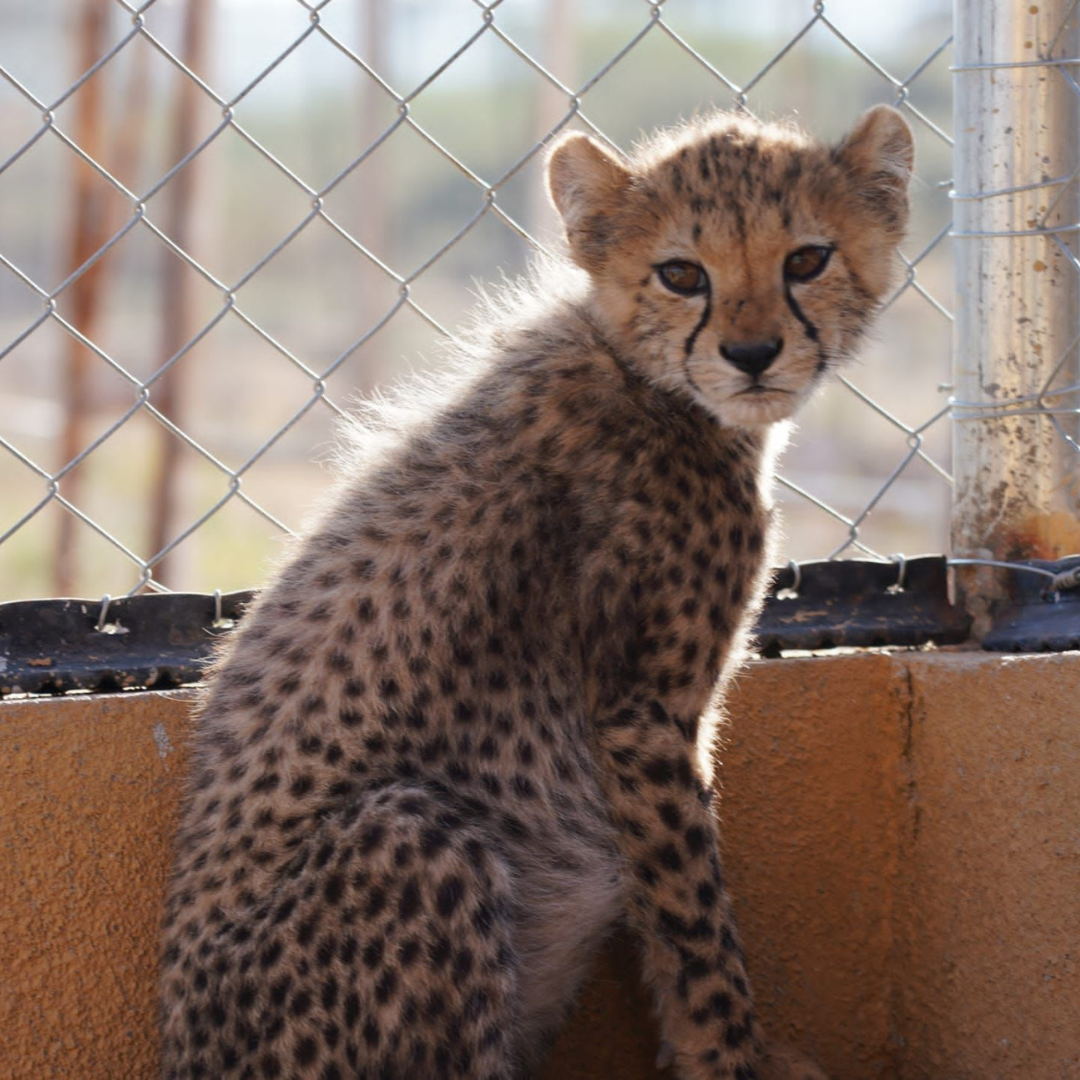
[952,0,1080,634]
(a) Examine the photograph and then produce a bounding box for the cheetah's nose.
[720,337,783,378]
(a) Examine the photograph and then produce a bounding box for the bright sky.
[203,0,950,101]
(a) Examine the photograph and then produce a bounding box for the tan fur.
[161,107,912,1080]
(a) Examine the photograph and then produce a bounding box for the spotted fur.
[161,106,912,1080]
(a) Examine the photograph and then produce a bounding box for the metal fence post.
[952,0,1080,633]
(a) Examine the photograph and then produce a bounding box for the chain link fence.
[2,0,960,602]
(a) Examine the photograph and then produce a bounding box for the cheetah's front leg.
[595,694,762,1080]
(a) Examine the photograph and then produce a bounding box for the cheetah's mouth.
[737,384,792,397]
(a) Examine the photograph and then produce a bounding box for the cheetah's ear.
[546,132,632,273]
[835,105,914,237]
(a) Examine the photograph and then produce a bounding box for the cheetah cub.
[162,105,913,1080]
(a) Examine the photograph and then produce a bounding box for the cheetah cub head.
[547,107,914,428]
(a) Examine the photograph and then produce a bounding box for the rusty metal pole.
[951,0,1080,635]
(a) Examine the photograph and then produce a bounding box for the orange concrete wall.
[895,655,1080,1080]
[2,652,1078,1080]
[1,691,193,1080]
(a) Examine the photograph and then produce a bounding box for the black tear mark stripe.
[683,289,712,358]
[784,283,819,343]
[681,281,713,400]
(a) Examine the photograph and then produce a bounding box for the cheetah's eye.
[783,245,833,282]
[656,260,708,296]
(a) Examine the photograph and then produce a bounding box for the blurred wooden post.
[531,0,576,237]
[149,0,210,587]
[55,0,111,597]
[355,0,389,392]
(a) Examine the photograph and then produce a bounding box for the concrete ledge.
[2,651,1078,1079]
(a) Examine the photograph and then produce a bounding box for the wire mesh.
[0,0,957,601]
